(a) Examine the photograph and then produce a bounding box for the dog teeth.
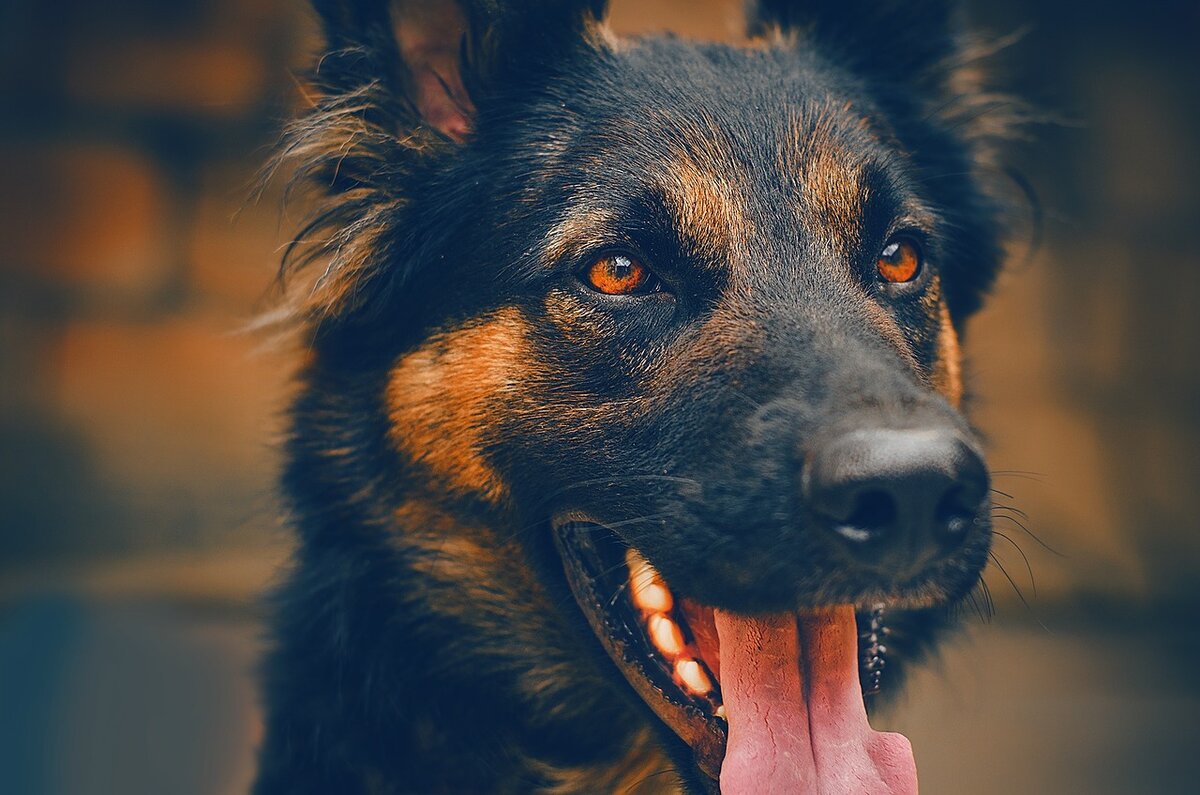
[715,705,727,720]
[626,548,674,613]
[625,547,721,711]
[647,613,686,657]
[638,583,673,613]
[675,659,713,696]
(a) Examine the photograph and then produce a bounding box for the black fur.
[255,1,1016,791]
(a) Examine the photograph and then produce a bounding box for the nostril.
[834,489,898,545]
[934,485,981,543]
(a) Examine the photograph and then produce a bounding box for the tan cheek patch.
[931,301,964,408]
[386,307,531,503]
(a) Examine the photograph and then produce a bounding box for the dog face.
[274,0,1010,791]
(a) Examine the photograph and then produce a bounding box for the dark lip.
[551,518,728,783]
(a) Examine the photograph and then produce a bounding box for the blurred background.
[1,1,1197,793]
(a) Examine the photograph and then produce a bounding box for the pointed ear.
[312,0,609,141]
[274,1,608,330]
[746,0,964,89]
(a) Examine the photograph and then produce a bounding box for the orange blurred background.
[1,1,1198,793]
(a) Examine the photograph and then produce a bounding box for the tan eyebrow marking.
[542,206,619,265]
[655,154,749,264]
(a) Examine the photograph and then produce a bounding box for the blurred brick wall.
[0,0,314,573]
[0,0,1197,610]
[965,0,1200,606]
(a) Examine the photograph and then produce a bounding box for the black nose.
[802,428,989,577]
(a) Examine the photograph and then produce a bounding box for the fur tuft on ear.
[746,0,963,89]
[265,0,609,333]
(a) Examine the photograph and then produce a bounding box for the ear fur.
[311,0,609,141]
[270,0,609,332]
[746,0,963,88]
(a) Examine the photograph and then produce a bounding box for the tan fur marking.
[780,113,869,255]
[657,155,748,262]
[804,147,865,248]
[542,207,619,265]
[932,301,964,407]
[386,308,530,503]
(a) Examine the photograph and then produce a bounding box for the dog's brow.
[542,206,619,265]
[780,113,871,254]
[801,148,866,240]
[655,155,749,266]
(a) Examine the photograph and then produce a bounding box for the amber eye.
[876,238,923,284]
[582,254,657,296]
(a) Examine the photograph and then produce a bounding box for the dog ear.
[273,1,609,331]
[312,0,609,141]
[745,0,964,89]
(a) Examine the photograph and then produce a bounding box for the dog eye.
[581,254,659,296]
[876,238,922,284]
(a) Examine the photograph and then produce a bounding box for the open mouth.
[553,521,919,793]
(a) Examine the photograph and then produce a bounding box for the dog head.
[281,0,1011,789]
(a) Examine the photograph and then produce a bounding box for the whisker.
[991,502,1031,521]
[990,470,1047,482]
[964,590,986,623]
[622,767,679,793]
[992,511,1065,557]
[532,474,702,514]
[978,577,996,620]
[987,553,1047,631]
[574,512,688,584]
[991,530,1037,598]
[591,512,678,533]
[728,386,763,410]
[607,579,629,607]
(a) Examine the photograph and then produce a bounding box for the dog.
[254,1,1014,792]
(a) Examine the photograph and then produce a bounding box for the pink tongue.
[713,606,918,794]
